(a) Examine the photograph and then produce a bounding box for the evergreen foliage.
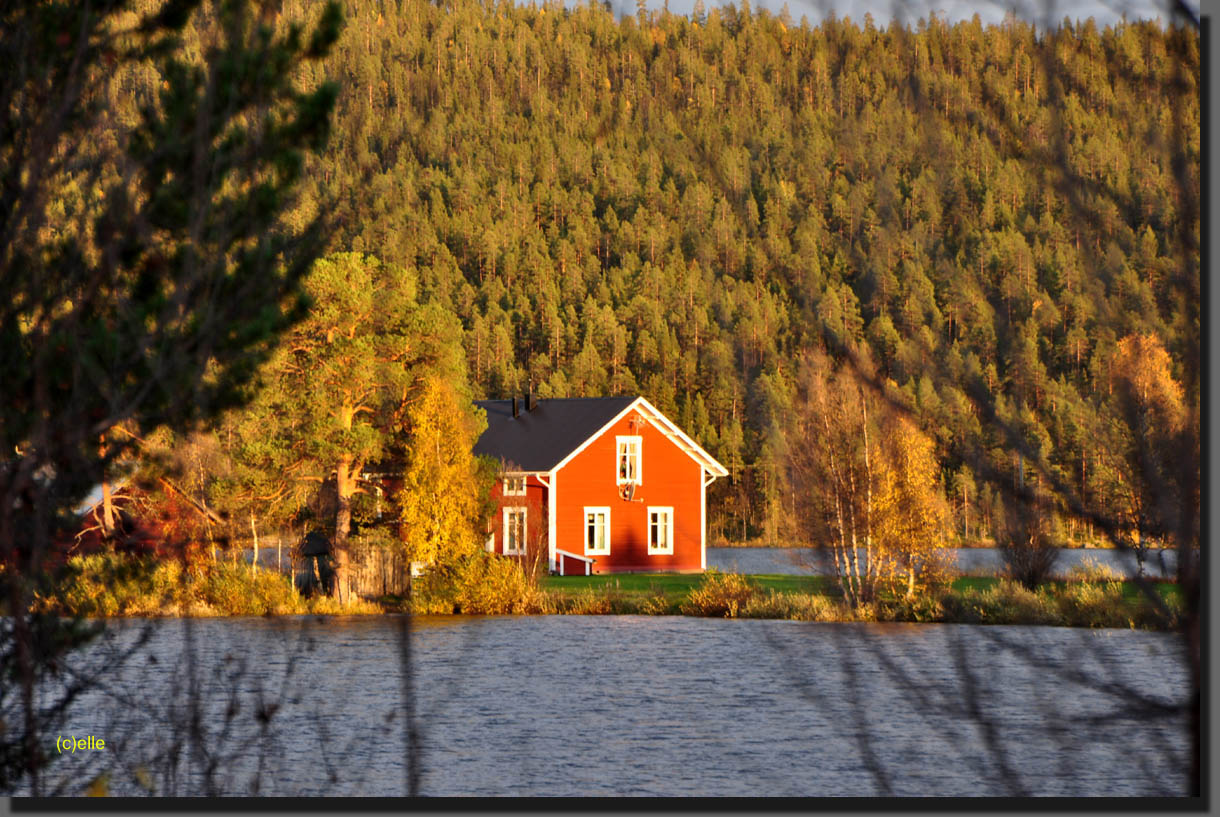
[91,0,1197,549]
[272,0,1196,543]
[230,252,476,600]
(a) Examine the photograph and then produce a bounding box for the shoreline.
[29,553,1181,631]
[42,577,1181,632]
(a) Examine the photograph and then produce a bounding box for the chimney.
[526,383,535,412]
[511,396,519,418]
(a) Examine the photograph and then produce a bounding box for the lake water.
[707,546,1179,579]
[42,615,1190,797]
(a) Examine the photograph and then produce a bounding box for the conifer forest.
[79,0,1200,549]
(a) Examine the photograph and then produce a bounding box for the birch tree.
[872,414,951,599]
[790,349,952,606]
[789,349,880,607]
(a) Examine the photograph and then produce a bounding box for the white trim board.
[555,548,595,564]
[541,470,557,572]
[700,458,716,571]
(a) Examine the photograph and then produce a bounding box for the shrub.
[942,580,1056,625]
[680,570,755,618]
[741,590,836,621]
[39,553,179,617]
[306,594,383,615]
[249,568,309,615]
[148,560,185,610]
[996,499,1060,590]
[201,563,254,613]
[38,552,320,617]
[191,562,308,615]
[876,591,947,623]
[1054,579,1130,628]
[1152,591,1184,629]
[406,587,460,615]
[565,587,617,615]
[990,580,1059,624]
[405,566,461,614]
[639,591,676,616]
[451,554,547,615]
[1067,557,1124,583]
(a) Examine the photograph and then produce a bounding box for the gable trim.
[634,397,729,478]
[550,397,729,478]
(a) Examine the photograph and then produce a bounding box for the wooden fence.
[344,543,414,598]
[234,535,415,599]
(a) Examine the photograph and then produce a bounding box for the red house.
[474,396,729,575]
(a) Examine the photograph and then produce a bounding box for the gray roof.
[472,397,638,472]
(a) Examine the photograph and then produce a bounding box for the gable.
[550,397,729,478]
[472,395,727,478]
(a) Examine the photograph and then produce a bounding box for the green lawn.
[541,572,835,598]
[541,572,1182,607]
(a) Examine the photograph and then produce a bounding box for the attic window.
[616,436,641,485]
[503,475,526,496]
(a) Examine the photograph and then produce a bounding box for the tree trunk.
[859,388,875,589]
[962,484,969,540]
[820,411,854,605]
[99,435,115,539]
[101,479,116,539]
[204,507,216,563]
[250,513,259,575]
[333,456,354,604]
[846,465,865,604]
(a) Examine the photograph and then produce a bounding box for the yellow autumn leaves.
[789,349,950,606]
[396,377,488,569]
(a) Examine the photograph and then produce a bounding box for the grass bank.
[38,553,1181,630]
[536,571,1182,629]
[710,538,1150,549]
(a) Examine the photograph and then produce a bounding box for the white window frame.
[616,436,642,485]
[503,507,527,555]
[647,507,674,555]
[503,475,527,496]
[583,506,611,556]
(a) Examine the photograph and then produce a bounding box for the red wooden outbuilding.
[474,395,729,575]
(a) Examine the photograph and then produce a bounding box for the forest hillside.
[99,0,1199,546]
